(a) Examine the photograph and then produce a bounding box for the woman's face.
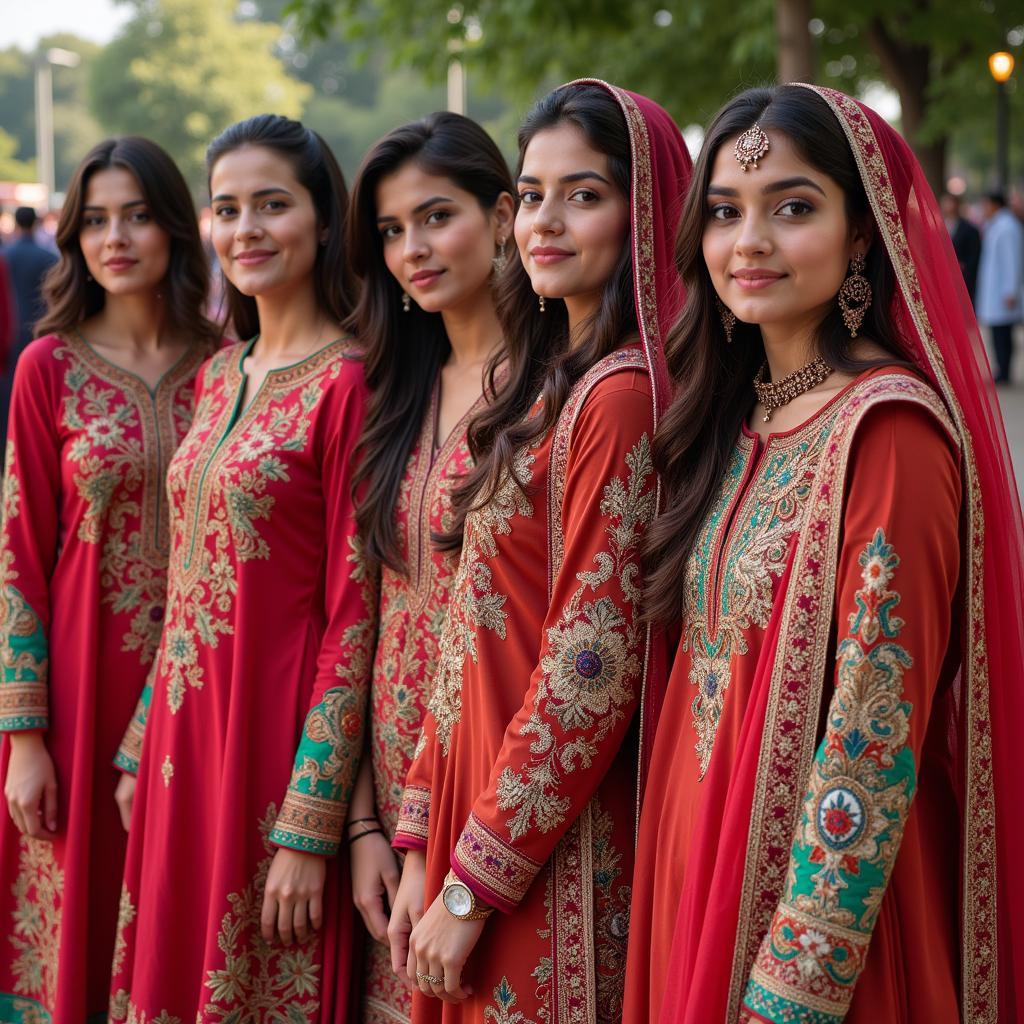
[375,161,513,315]
[702,130,864,334]
[514,122,630,316]
[210,144,321,299]
[79,167,171,297]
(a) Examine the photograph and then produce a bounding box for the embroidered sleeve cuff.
[392,785,431,850]
[270,791,344,856]
[0,682,48,731]
[113,701,147,775]
[451,810,543,914]
[742,904,870,1024]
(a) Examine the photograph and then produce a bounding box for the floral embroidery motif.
[393,786,430,846]
[743,529,916,1022]
[454,812,542,909]
[494,436,653,839]
[160,756,174,787]
[484,978,538,1024]
[429,445,535,754]
[9,839,62,1006]
[109,991,182,1024]
[111,884,136,977]
[591,801,629,1024]
[202,806,321,1022]
[685,421,832,778]
[161,350,340,713]
[0,443,49,731]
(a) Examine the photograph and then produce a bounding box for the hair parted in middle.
[205,113,354,341]
[347,111,515,573]
[437,81,638,552]
[643,84,912,625]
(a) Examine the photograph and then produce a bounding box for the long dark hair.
[36,137,217,346]
[644,84,909,624]
[348,112,513,573]
[439,82,637,551]
[205,114,354,340]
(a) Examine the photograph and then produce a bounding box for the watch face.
[443,882,473,917]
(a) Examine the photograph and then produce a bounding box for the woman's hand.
[408,890,484,1002]
[387,849,426,988]
[4,732,57,839]
[261,848,326,945]
[350,826,401,943]
[114,773,136,832]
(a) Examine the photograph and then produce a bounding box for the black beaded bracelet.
[347,827,385,845]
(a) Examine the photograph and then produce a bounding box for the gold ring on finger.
[416,972,443,986]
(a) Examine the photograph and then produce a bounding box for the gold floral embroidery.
[111,884,136,977]
[495,436,652,839]
[203,805,321,1021]
[429,445,535,754]
[484,978,538,1024]
[109,992,182,1024]
[685,420,831,778]
[591,802,629,1024]
[9,839,62,1006]
[161,756,174,787]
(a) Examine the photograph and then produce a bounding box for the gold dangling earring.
[402,291,411,313]
[715,297,736,343]
[492,238,508,274]
[838,252,871,338]
[538,295,546,313]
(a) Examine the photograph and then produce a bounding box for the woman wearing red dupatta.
[385,80,690,1024]
[109,116,373,1023]
[343,114,514,1024]
[0,138,215,1023]
[626,85,1024,1024]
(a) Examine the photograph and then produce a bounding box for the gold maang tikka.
[734,124,770,171]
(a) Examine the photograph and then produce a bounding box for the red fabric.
[392,82,692,1024]
[0,334,204,1021]
[110,340,374,1023]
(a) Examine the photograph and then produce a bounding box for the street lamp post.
[988,51,1015,194]
[34,47,80,199]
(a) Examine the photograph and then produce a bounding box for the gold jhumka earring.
[492,239,508,274]
[837,253,872,337]
[538,295,546,313]
[715,297,737,343]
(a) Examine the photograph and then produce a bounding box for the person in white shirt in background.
[976,191,1024,384]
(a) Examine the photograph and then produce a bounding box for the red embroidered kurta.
[393,348,657,1024]
[0,332,204,1023]
[364,382,484,1024]
[109,338,376,1024]
[624,370,963,1024]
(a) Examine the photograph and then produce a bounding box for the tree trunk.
[776,0,815,83]
[866,18,947,194]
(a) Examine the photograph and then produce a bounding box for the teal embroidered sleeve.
[114,668,154,774]
[0,584,49,731]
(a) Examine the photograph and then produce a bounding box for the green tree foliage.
[0,129,36,183]
[90,0,311,191]
[0,35,102,190]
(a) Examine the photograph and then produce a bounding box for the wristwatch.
[441,870,494,920]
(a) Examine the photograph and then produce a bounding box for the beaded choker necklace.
[753,358,833,423]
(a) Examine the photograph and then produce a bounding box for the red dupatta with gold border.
[710,87,1024,1022]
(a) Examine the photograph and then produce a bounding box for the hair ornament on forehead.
[734,124,770,171]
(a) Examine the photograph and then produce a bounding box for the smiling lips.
[530,246,574,265]
[732,268,785,290]
[409,269,445,287]
[104,257,138,272]
[235,249,277,267]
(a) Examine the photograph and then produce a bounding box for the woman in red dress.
[343,114,514,1024]
[109,116,373,1023]
[626,85,1024,1024]
[0,137,215,1023]
[386,80,692,1024]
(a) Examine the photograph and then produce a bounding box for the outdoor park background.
[1,0,1022,490]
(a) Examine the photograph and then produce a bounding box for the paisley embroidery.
[684,420,833,778]
[744,529,916,1022]
[429,445,535,754]
[494,436,653,839]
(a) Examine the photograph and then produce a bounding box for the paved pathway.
[997,380,1024,501]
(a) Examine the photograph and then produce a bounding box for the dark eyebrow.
[376,196,457,224]
[706,176,827,199]
[210,187,294,202]
[83,199,147,212]
[517,171,612,186]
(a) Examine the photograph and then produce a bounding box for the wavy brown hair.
[36,137,217,346]
[643,85,910,625]
[206,114,354,340]
[438,82,638,551]
[347,113,514,573]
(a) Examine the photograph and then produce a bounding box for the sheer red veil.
[802,84,1024,1023]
